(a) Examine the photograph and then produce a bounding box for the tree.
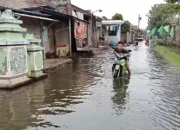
[165,0,178,3]
[111,13,123,20]
[102,16,108,20]
[111,13,130,33]
[147,3,180,30]
[121,21,131,33]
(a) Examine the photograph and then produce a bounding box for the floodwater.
[0,42,180,130]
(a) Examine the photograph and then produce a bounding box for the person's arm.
[122,48,131,57]
[112,46,116,50]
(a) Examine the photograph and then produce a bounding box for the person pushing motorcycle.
[112,41,131,78]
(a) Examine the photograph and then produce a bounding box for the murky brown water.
[0,42,180,130]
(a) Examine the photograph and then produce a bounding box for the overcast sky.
[71,0,165,29]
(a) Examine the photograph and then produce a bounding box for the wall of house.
[20,17,57,55]
[43,21,56,54]
[126,32,131,43]
[102,26,109,43]
[121,33,127,43]
[130,32,136,42]
[88,18,92,46]
[0,0,71,9]
[108,27,122,43]
[55,0,72,15]
[20,17,41,39]
[0,0,31,9]
[96,21,102,38]
[54,21,69,46]
[102,25,123,43]
[97,27,100,41]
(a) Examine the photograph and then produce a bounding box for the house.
[70,4,91,51]
[66,4,103,50]
[130,25,138,43]
[21,5,90,57]
[95,16,103,47]
[0,0,72,58]
[0,6,76,59]
[102,20,125,43]
[0,0,97,58]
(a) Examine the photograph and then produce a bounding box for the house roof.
[102,20,124,25]
[0,6,49,17]
[0,4,89,23]
[71,4,91,16]
[22,5,55,11]
[14,12,59,22]
[0,6,60,22]
[40,7,89,23]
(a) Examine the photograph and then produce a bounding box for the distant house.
[102,20,125,43]
[130,25,138,42]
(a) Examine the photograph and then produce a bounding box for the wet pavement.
[0,42,180,130]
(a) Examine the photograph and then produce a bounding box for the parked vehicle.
[133,41,138,46]
[135,35,144,41]
[112,50,131,78]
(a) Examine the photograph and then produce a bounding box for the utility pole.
[137,14,141,38]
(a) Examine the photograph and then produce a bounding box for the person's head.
[117,41,124,50]
[135,42,138,46]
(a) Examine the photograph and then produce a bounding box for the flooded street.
[0,42,180,130]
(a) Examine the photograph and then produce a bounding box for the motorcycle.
[133,41,138,46]
[112,50,131,78]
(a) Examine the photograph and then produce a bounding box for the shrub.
[156,39,164,45]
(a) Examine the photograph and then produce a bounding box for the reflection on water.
[112,78,130,115]
[0,82,45,130]
[0,42,180,130]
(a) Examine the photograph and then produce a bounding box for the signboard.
[74,21,87,39]
[74,21,88,50]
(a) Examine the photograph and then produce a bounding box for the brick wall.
[0,0,71,9]
[0,0,30,9]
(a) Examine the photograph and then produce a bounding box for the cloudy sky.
[71,0,165,29]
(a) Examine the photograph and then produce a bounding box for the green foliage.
[147,3,180,30]
[156,39,164,45]
[155,45,180,68]
[121,21,130,33]
[164,0,178,3]
[111,13,130,33]
[102,16,108,20]
[112,13,123,20]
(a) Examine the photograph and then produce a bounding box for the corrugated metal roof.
[14,12,59,22]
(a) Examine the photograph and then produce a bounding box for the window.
[109,31,117,36]
[108,25,119,36]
